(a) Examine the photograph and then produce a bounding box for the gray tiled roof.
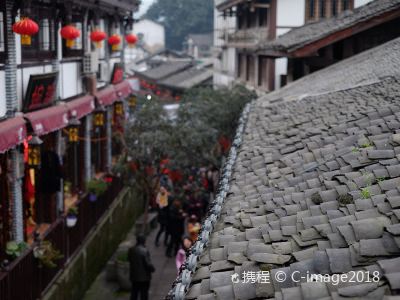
[260,0,400,55]
[187,38,400,300]
[159,67,213,91]
[136,61,193,81]
[262,37,400,104]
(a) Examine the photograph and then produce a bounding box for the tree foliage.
[116,86,256,217]
[144,0,214,50]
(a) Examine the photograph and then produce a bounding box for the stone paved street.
[83,224,177,300]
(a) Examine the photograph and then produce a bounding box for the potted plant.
[33,240,63,268]
[6,241,28,259]
[86,178,108,202]
[66,206,78,228]
[116,251,131,290]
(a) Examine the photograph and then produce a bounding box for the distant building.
[133,19,165,52]
[213,0,375,91]
[185,33,214,58]
[125,19,166,66]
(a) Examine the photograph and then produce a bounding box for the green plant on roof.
[311,192,323,205]
[337,194,354,207]
[361,141,373,148]
[376,176,386,182]
[361,186,371,199]
[351,147,360,153]
[361,171,374,185]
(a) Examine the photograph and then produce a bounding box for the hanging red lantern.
[12,17,39,46]
[125,33,138,48]
[90,30,107,48]
[60,25,80,48]
[108,34,121,51]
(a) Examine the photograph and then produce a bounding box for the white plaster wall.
[275,57,288,90]
[0,70,6,117]
[354,0,374,8]
[60,62,82,99]
[133,19,165,52]
[213,0,237,88]
[277,0,305,28]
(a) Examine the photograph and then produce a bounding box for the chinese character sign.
[23,72,58,112]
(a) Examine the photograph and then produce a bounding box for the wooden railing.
[0,177,123,300]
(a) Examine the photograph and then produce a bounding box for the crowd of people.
[127,164,219,300]
[154,165,219,271]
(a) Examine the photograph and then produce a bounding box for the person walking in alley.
[166,200,185,257]
[175,237,192,273]
[155,186,170,246]
[128,235,155,300]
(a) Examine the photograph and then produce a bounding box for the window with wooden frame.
[342,0,349,10]
[319,0,326,18]
[21,5,56,61]
[237,5,247,29]
[258,8,268,27]
[331,0,338,16]
[306,0,316,22]
[0,2,6,63]
[62,14,84,58]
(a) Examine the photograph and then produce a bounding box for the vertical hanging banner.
[111,63,124,84]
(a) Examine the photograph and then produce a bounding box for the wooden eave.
[288,8,400,58]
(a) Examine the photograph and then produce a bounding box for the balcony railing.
[227,27,269,48]
[0,177,123,300]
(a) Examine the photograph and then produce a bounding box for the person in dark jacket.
[128,235,155,300]
[166,201,185,257]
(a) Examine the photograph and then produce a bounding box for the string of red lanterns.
[13,18,135,51]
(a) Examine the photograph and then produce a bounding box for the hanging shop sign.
[111,63,124,85]
[23,72,58,112]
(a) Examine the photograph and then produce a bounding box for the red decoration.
[125,33,138,47]
[108,34,121,51]
[60,25,80,48]
[12,18,39,46]
[90,30,107,48]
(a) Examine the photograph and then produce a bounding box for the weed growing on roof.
[352,147,360,153]
[376,176,387,182]
[337,194,354,206]
[361,186,371,199]
[311,192,323,205]
[361,141,373,148]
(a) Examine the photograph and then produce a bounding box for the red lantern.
[12,18,39,46]
[108,34,121,51]
[90,30,107,48]
[125,33,138,48]
[61,25,80,48]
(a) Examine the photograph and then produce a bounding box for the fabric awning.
[113,80,132,99]
[0,116,27,153]
[95,86,118,106]
[65,95,95,120]
[24,105,69,136]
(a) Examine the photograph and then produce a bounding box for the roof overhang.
[217,0,247,11]
[70,0,139,14]
[277,8,400,58]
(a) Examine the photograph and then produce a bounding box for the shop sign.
[111,63,124,84]
[23,72,58,112]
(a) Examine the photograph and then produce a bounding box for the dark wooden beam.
[289,8,400,58]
